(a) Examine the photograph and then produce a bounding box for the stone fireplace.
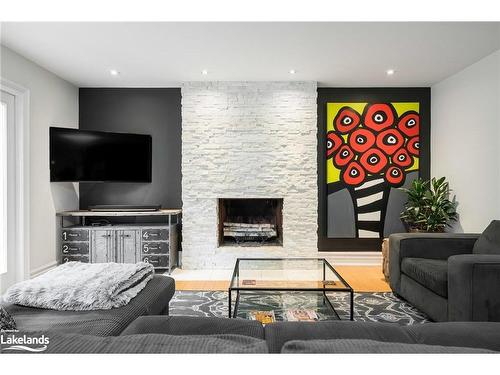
[181,81,318,269]
[218,198,283,247]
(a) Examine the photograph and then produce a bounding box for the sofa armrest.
[389,233,478,294]
[448,254,500,322]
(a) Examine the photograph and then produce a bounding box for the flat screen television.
[50,127,152,182]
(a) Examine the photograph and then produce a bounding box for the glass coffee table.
[228,258,354,321]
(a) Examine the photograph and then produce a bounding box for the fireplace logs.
[218,198,283,246]
[223,222,277,243]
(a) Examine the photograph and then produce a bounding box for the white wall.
[182,82,318,268]
[1,45,79,275]
[432,50,500,233]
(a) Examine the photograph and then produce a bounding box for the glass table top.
[229,258,352,291]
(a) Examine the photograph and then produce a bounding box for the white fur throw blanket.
[3,262,154,311]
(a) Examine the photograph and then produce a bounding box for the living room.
[1,0,500,371]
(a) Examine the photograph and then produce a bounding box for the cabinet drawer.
[142,255,169,268]
[61,229,89,242]
[142,242,169,254]
[62,255,89,263]
[141,229,168,241]
[62,242,89,255]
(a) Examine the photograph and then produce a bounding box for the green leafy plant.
[400,177,458,232]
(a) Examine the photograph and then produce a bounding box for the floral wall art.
[326,101,421,239]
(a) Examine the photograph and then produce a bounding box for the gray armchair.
[389,220,500,322]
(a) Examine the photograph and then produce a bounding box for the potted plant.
[400,177,458,233]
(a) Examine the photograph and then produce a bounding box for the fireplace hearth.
[218,198,283,247]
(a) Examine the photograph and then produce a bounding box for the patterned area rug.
[170,291,429,325]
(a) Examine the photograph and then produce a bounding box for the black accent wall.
[78,88,182,209]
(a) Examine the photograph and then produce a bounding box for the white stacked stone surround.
[181,81,318,269]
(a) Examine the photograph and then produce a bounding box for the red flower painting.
[334,106,361,133]
[333,144,355,168]
[359,148,388,174]
[327,103,420,187]
[326,131,343,158]
[349,128,376,154]
[343,161,366,186]
[363,103,396,132]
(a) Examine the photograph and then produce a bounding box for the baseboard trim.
[319,251,382,266]
[30,261,58,278]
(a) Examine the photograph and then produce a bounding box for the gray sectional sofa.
[2,276,500,353]
[2,247,500,353]
[3,316,500,353]
[1,274,175,336]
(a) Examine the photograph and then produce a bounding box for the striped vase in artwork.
[351,178,390,238]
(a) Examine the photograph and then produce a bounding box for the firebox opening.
[218,198,283,247]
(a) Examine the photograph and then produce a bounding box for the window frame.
[0,78,30,286]
[0,100,8,274]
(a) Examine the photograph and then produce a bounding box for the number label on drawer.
[61,229,89,242]
[142,242,168,254]
[62,243,89,255]
[142,255,169,268]
[62,255,89,263]
[142,229,168,241]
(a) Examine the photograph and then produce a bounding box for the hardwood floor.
[175,266,390,292]
[335,266,391,292]
[175,280,230,291]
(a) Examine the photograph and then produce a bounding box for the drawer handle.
[102,234,112,238]
[120,234,131,238]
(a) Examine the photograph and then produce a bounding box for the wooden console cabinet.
[57,209,181,273]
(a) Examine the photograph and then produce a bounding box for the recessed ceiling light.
[110,69,120,76]
[289,69,296,74]
[386,69,395,76]
[201,69,208,75]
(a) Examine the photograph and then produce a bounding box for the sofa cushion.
[0,306,16,331]
[121,316,264,339]
[473,220,500,255]
[264,321,414,353]
[0,331,268,354]
[401,258,448,298]
[281,339,495,353]
[1,275,175,336]
[405,322,500,352]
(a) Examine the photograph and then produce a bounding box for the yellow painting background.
[326,102,420,184]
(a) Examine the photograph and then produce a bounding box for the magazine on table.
[285,309,319,322]
[242,279,256,286]
[247,310,276,324]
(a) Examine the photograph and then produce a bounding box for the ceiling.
[1,22,499,87]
